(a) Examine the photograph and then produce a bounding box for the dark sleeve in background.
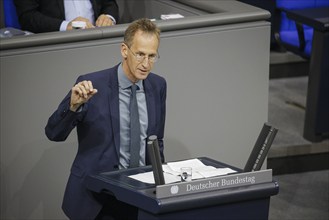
[1,0,5,28]
[13,0,64,33]
[93,0,119,23]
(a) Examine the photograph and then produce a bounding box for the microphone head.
[148,135,157,141]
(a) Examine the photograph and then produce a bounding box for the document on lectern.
[128,158,237,184]
[129,171,181,184]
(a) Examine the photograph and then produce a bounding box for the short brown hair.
[124,18,160,47]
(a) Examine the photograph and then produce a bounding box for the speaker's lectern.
[84,157,279,220]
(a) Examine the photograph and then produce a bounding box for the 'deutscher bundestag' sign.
[155,169,273,199]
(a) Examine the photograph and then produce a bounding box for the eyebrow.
[136,50,157,56]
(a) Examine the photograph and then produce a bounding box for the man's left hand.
[96,14,115,27]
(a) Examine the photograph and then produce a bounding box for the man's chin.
[137,73,149,80]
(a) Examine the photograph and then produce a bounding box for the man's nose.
[141,57,151,66]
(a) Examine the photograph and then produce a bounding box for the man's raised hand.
[70,80,97,112]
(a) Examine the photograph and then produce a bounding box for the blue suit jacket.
[45,64,166,219]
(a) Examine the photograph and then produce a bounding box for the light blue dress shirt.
[118,64,148,169]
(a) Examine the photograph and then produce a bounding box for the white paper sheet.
[129,172,180,184]
[160,14,184,20]
[196,168,237,178]
[128,158,237,184]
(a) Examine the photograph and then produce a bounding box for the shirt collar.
[118,63,143,90]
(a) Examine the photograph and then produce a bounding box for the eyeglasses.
[125,44,159,63]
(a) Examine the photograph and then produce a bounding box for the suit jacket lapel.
[90,0,99,19]
[108,66,121,159]
[144,78,156,136]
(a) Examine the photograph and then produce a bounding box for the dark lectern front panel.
[138,198,270,220]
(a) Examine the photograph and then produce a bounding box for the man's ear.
[121,43,128,59]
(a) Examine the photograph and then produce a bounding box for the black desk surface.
[285,7,329,31]
[84,157,279,214]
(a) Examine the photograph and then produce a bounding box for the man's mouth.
[139,69,148,73]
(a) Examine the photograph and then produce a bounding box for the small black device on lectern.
[244,123,278,172]
[147,135,165,185]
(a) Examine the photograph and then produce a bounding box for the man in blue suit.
[45,18,166,219]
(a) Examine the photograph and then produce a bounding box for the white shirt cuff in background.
[60,21,70,31]
[106,15,116,25]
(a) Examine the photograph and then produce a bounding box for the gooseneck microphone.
[147,135,165,185]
